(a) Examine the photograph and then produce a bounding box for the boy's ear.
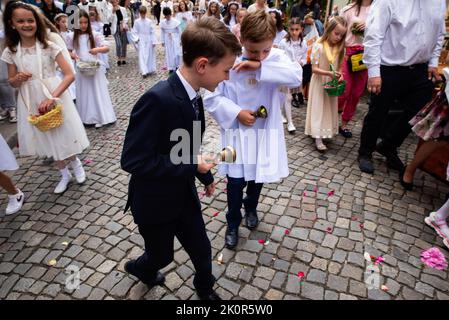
[195,57,209,75]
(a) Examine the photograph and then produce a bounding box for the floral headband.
[268,8,282,15]
[228,1,241,8]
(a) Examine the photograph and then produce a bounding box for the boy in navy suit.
[121,18,241,300]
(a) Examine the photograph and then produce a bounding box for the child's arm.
[6,63,32,88]
[204,83,256,128]
[90,33,109,54]
[38,52,74,114]
[258,49,302,88]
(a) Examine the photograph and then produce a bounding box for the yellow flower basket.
[28,104,64,132]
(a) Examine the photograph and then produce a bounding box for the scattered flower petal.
[213,211,220,217]
[327,190,335,197]
[303,191,307,197]
[285,230,290,235]
[217,253,223,265]
[48,259,57,266]
[351,216,358,221]
[258,239,265,244]
[83,159,93,165]
[364,252,372,261]
[381,285,389,292]
[297,271,305,278]
[359,224,364,229]
[326,227,333,234]
[421,247,448,270]
[313,187,318,193]
[61,241,69,246]
[264,240,270,245]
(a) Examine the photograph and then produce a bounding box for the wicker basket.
[324,64,347,97]
[28,104,64,132]
[77,60,100,76]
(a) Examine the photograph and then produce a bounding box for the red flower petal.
[83,159,93,165]
[213,211,220,217]
[258,239,265,244]
[360,224,364,229]
[303,192,308,197]
[285,230,290,235]
[297,272,305,278]
[313,187,318,193]
[327,190,335,197]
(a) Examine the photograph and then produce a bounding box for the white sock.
[436,199,449,221]
[60,167,71,179]
[70,157,82,168]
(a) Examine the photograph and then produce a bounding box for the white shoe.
[54,173,72,194]
[95,124,103,129]
[5,190,24,216]
[287,122,296,133]
[282,115,287,124]
[425,212,449,243]
[71,162,86,184]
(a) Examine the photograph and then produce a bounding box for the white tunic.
[273,30,287,47]
[53,31,77,99]
[133,18,157,75]
[67,33,117,125]
[204,48,302,183]
[1,41,90,161]
[176,11,194,32]
[160,18,181,70]
[278,38,308,66]
[0,134,18,171]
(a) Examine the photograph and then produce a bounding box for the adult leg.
[403,140,449,183]
[175,201,214,297]
[342,69,368,128]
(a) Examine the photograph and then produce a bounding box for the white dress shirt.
[363,0,446,78]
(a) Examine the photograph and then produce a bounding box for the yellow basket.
[28,104,64,132]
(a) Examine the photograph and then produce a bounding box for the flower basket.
[28,104,64,132]
[324,64,346,97]
[77,60,100,76]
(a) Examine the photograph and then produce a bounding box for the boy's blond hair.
[240,10,276,43]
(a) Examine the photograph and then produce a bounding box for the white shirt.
[363,0,446,78]
[176,69,198,101]
[279,38,308,66]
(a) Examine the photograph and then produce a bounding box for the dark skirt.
[302,63,312,86]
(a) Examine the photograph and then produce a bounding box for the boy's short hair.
[181,17,242,67]
[240,10,276,43]
[139,5,147,14]
[162,7,172,16]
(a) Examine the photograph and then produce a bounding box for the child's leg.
[243,181,263,213]
[68,156,87,184]
[54,160,72,194]
[436,199,449,221]
[226,177,247,230]
[0,171,18,195]
[284,94,293,125]
[425,198,449,246]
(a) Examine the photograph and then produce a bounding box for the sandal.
[316,143,327,152]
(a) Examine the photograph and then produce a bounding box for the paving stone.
[306,269,326,284]
[239,285,262,300]
[301,282,324,300]
[235,251,258,266]
[217,278,240,295]
[285,274,301,294]
[265,289,284,300]
[254,266,275,281]
[110,277,135,298]
[341,264,363,281]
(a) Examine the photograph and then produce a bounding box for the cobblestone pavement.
[1,31,449,301]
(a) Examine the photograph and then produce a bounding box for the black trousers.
[134,199,214,295]
[226,177,263,230]
[359,64,434,157]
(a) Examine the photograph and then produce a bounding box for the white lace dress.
[67,33,116,126]
[1,41,90,161]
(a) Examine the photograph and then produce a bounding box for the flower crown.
[268,8,282,15]
[228,1,241,8]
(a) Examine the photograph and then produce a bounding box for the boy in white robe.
[160,7,181,74]
[133,6,157,77]
[204,10,302,249]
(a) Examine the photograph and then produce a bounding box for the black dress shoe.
[124,260,165,287]
[375,142,404,171]
[399,168,413,191]
[358,155,374,174]
[198,291,222,301]
[225,227,238,249]
[339,127,353,138]
[245,210,259,230]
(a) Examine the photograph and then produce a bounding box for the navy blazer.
[121,73,213,225]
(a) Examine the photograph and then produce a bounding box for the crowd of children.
[1,0,449,266]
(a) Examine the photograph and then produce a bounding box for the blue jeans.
[226,176,263,230]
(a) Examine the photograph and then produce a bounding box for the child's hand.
[89,48,98,55]
[204,182,215,197]
[237,110,256,126]
[38,98,56,115]
[15,71,32,83]
[233,60,261,73]
[355,22,365,32]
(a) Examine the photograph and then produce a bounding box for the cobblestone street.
[1,32,449,301]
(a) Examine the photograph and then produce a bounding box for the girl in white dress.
[203,0,222,20]
[175,0,193,32]
[269,9,287,47]
[133,6,157,77]
[160,7,181,73]
[89,7,110,72]
[221,2,239,29]
[67,9,117,128]
[0,134,24,216]
[278,18,307,134]
[1,1,89,194]
[54,13,77,101]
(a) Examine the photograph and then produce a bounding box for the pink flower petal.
[327,190,335,197]
[213,211,220,217]
[258,239,265,244]
[303,192,308,197]
[297,271,305,278]
[83,159,93,165]
[351,216,358,221]
[313,187,318,193]
[285,230,290,235]
[326,227,333,234]
[359,224,364,229]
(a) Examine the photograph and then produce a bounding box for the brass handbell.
[253,105,268,118]
[217,146,237,163]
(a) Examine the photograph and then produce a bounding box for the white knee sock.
[70,157,82,168]
[60,166,71,179]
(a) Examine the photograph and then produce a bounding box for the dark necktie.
[191,94,201,120]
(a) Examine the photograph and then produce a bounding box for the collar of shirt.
[176,69,198,101]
